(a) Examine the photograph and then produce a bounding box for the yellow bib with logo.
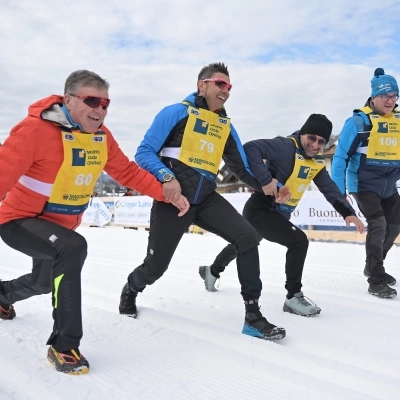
[46,128,108,214]
[279,138,325,214]
[359,106,400,166]
[178,103,230,181]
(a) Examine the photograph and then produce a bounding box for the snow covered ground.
[1,226,399,400]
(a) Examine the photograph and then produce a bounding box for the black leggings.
[0,218,87,352]
[352,191,400,283]
[210,196,309,297]
[127,191,262,300]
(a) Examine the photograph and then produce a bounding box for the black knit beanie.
[299,114,333,142]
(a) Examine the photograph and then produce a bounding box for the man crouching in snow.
[0,70,189,374]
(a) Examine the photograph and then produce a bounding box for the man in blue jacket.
[199,114,365,316]
[332,68,399,299]
[119,62,291,340]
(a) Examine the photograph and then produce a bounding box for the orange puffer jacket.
[0,95,165,230]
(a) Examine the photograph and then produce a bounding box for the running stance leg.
[352,192,397,298]
[119,201,196,317]
[1,258,53,303]
[194,192,285,339]
[243,202,320,316]
[0,218,87,351]
[127,201,196,291]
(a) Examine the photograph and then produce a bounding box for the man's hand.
[163,179,181,203]
[275,185,291,203]
[171,195,190,216]
[262,179,279,197]
[262,179,291,203]
[345,215,366,234]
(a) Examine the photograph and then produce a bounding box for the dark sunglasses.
[306,134,326,146]
[202,78,232,91]
[69,94,111,110]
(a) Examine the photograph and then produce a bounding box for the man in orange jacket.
[0,70,189,374]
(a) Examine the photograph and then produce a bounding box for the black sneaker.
[119,282,138,318]
[242,311,286,341]
[47,346,89,374]
[364,268,396,286]
[368,281,397,298]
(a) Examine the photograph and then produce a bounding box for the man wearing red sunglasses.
[198,114,365,316]
[119,62,289,341]
[0,69,189,374]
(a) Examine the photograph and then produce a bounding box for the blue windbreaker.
[332,101,400,198]
[135,93,261,204]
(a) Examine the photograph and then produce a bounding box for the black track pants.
[209,197,309,297]
[0,218,87,352]
[127,191,262,300]
[352,191,400,283]
[0,258,53,302]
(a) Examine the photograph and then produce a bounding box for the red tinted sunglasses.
[69,94,111,110]
[203,78,232,91]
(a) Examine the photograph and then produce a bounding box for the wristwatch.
[162,173,175,183]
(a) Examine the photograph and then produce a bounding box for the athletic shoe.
[47,346,89,374]
[368,281,397,298]
[283,292,321,317]
[0,280,16,320]
[242,310,286,341]
[198,266,217,292]
[119,282,138,318]
[364,268,396,286]
[0,303,15,320]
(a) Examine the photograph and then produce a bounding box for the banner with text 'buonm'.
[208,192,366,227]
[290,192,366,226]
[83,192,367,228]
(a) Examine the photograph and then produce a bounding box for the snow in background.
[1,226,399,399]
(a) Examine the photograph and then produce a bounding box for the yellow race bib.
[279,138,325,214]
[178,105,230,181]
[359,106,400,166]
[47,129,108,214]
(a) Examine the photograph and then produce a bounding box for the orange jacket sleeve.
[0,117,39,200]
[103,127,166,202]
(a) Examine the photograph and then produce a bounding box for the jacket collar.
[194,95,228,117]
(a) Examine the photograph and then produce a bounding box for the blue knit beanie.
[371,68,399,97]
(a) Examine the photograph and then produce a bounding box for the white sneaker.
[283,292,321,316]
[198,266,218,292]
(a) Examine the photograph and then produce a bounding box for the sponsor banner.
[291,192,366,226]
[113,196,153,226]
[82,192,367,227]
[82,197,112,227]
[222,192,366,226]
[101,198,116,220]
[211,192,366,226]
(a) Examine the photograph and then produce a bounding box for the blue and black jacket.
[244,132,355,220]
[331,99,400,198]
[135,93,262,204]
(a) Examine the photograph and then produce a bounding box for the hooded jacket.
[135,93,262,204]
[0,95,165,230]
[243,132,356,220]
